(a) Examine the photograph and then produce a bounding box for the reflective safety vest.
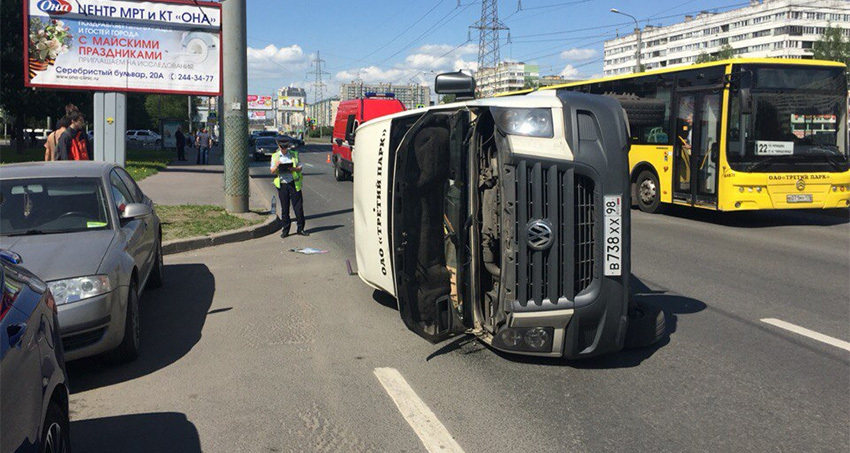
[272,149,302,191]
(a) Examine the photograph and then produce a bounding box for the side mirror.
[435,71,476,100]
[739,87,753,115]
[121,203,152,220]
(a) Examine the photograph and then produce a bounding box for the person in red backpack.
[55,112,90,161]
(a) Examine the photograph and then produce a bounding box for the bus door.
[673,90,721,206]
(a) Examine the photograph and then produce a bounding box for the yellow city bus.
[525,59,850,212]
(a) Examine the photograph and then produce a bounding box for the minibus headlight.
[490,107,554,138]
[493,326,555,352]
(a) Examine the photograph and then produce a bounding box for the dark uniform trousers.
[278,181,305,233]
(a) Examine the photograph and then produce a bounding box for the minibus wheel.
[625,300,665,349]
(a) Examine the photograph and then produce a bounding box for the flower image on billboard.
[24,0,222,95]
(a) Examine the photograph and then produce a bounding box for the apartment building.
[476,62,540,97]
[340,82,430,108]
[603,0,850,76]
[306,97,340,128]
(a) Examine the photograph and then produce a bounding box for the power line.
[362,0,447,61]
[308,51,331,104]
[471,0,508,96]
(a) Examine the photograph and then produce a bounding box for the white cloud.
[247,44,309,79]
[335,43,479,85]
[560,48,597,61]
[560,64,580,78]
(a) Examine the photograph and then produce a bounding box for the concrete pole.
[222,0,249,213]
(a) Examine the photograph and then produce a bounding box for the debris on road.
[290,247,328,255]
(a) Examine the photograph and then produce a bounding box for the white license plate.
[603,196,622,276]
[786,194,813,203]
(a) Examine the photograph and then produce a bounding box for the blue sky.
[245,0,754,100]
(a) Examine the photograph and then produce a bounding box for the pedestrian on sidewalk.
[55,112,90,161]
[44,117,69,161]
[175,126,186,161]
[270,139,308,238]
[196,127,211,165]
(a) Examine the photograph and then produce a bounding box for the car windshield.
[727,66,849,173]
[0,178,111,236]
[256,138,277,147]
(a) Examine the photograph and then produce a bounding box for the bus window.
[697,94,721,196]
[604,77,672,145]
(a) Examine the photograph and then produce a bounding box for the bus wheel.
[636,170,661,213]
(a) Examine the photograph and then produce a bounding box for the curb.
[162,214,280,256]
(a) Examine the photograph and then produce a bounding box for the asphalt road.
[68,144,849,452]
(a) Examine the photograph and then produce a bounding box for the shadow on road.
[66,263,215,394]
[372,290,398,310]
[71,412,201,452]
[427,276,706,368]
[305,208,353,221]
[308,224,344,234]
[653,205,848,227]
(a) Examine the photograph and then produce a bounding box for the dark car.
[276,134,304,148]
[0,250,70,452]
[252,137,279,161]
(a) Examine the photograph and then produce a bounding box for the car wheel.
[624,300,666,349]
[334,161,346,181]
[635,170,662,214]
[41,401,69,453]
[155,139,162,147]
[109,282,140,363]
[148,235,164,289]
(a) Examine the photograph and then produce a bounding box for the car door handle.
[7,323,27,349]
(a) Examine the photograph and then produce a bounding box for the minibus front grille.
[513,161,595,307]
[574,175,595,294]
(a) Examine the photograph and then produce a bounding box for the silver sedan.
[0,161,164,363]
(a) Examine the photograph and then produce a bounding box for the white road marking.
[303,162,314,167]
[761,318,850,352]
[373,367,465,453]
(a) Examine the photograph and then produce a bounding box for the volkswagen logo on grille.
[527,220,554,251]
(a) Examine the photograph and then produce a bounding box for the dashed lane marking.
[761,318,850,352]
[373,367,465,453]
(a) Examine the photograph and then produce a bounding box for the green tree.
[143,95,196,130]
[440,94,456,104]
[717,44,734,60]
[696,44,734,64]
[522,79,540,90]
[812,25,850,67]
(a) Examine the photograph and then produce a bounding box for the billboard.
[24,0,221,95]
[247,95,273,110]
[248,110,268,121]
[278,95,305,112]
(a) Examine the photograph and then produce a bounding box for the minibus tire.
[624,301,665,349]
[635,170,662,213]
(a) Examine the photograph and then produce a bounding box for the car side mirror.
[345,130,356,146]
[121,203,152,220]
[435,71,476,100]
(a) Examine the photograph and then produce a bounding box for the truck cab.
[332,94,406,181]
[353,72,663,359]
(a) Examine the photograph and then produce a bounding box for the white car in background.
[126,130,162,147]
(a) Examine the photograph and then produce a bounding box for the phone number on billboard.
[170,73,215,82]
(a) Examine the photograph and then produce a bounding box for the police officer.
[270,139,309,237]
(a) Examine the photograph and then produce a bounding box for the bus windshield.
[727,66,848,173]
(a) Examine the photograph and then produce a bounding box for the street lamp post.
[611,8,641,73]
